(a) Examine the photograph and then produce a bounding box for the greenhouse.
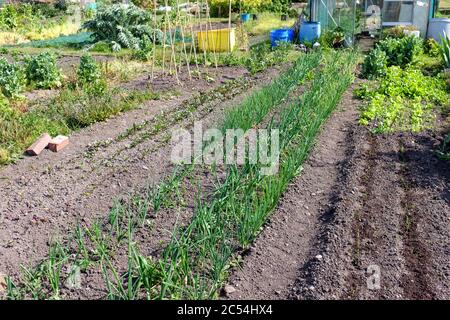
[307,0,449,40]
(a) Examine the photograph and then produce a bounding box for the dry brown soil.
[225,80,450,300]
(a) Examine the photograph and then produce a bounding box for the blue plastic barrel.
[241,13,251,23]
[86,2,97,10]
[299,22,321,43]
[270,29,294,47]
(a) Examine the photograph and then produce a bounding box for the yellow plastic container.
[197,28,236,52]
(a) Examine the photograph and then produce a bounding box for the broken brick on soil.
[48,135,69,153]
[26,133,51,156]
[25,134,69,156]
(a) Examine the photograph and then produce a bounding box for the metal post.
[352,0,357,46]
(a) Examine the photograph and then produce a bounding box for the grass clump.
[359,33,449,133]
[82,4,161,51]
[0,101,68,164]
[0,87,159,165]
[378,36,423,67]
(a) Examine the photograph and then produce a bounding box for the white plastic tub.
[427,18,450,43]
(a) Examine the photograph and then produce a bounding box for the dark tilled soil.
[0,65,283,297]
[225,81,450,300]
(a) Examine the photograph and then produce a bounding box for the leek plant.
[125,50,359,299]
[96,52,324,300]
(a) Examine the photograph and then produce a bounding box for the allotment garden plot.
[0,1,449,301]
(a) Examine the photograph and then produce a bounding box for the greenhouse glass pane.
[382,1,414,23]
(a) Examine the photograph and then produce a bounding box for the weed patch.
[0,87,159,165]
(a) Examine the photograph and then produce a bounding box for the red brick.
[26,133,51,156]
[48,135,69,152]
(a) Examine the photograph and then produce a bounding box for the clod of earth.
[223,285,236,295]
[64,265,81,290]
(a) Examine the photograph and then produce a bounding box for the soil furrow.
[0,66,281,286]
[227,79,450,300]
[398,132,450,299]
[289,104,450,300]
[224,82,361,300]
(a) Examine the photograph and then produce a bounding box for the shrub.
[240,0,273,12]
[131,35,153,61]
[0,57,25,98]
[361,48,387,79]
[261,0,292,13]
[82,4,162,51]
[54,0,68,12]
[0,4,37,32]
[0,96,68,165]
[424,38,441,58]
[25,52,62,89]
[88,41,112,53]
[77,54,101,84]
[209,0,272,17]
[376,36,423,68]
[77,54,107,95]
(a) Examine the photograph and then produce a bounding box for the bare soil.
[225,80,450,300]
[0,64,284,299]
